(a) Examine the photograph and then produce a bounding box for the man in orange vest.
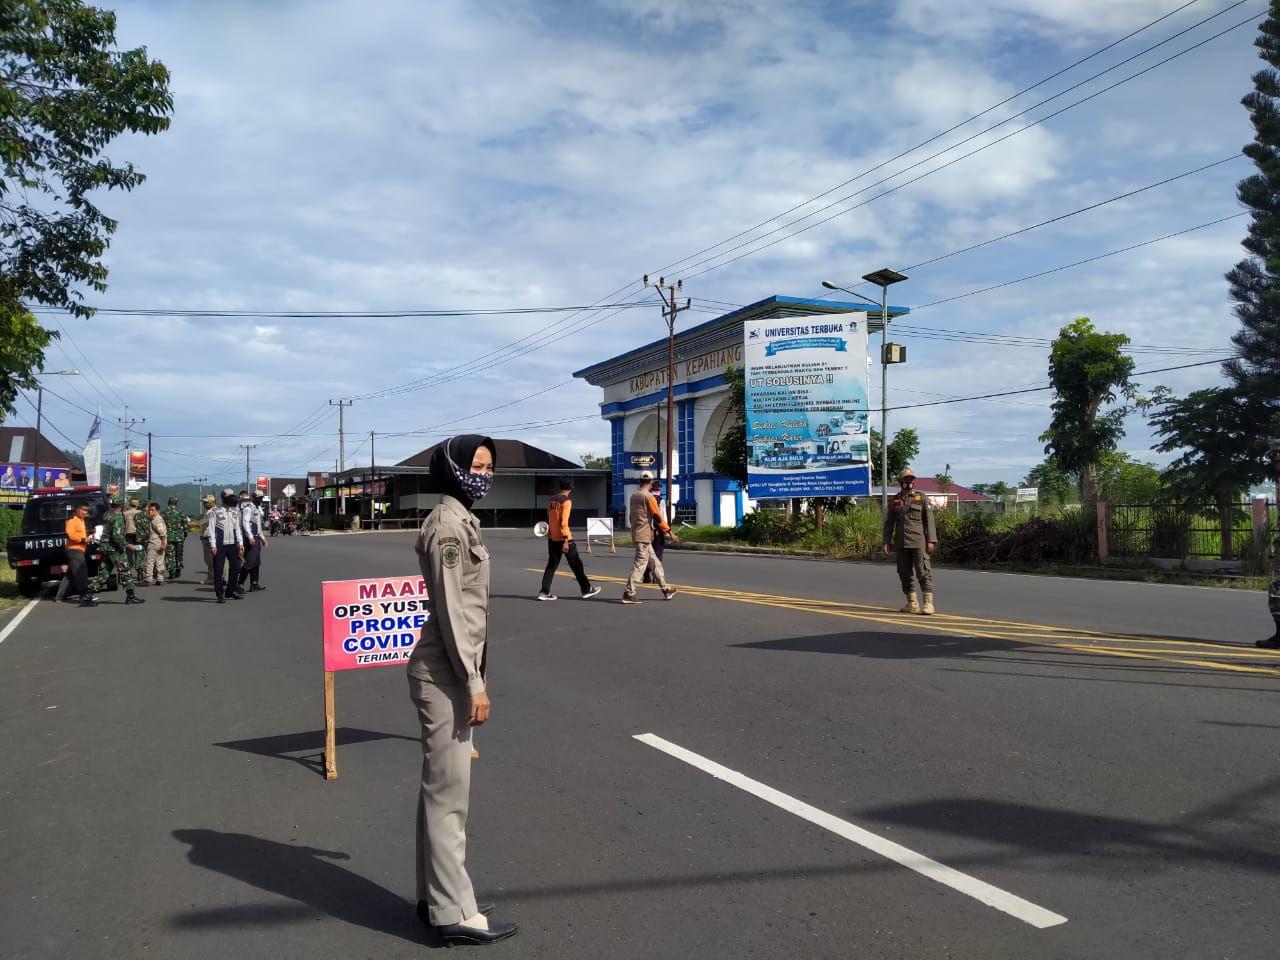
[536,477,601,601]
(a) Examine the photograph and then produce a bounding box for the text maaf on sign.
[321,575,430,672]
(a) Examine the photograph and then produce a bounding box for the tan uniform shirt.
[408,495,490,695]
[882,490,937,549]
[146,515,167,550]
[629,489,668,544]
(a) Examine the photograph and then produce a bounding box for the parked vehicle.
[5,486,114,598]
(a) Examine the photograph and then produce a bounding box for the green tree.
[1039,317,1136,506]
[1094,450,1163,503]
[712,365,747,484]
[972,480,1014,499]
[1225,2,1280,461]
[934,463,953,494]
[0,0,172,418]
[1146,386,1255,560]
[0,300,50,419]
[869,426,920,485]
[1024,458,1074,507]
[580,453,611,470]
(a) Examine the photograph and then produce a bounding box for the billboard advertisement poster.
[321,575,429,671]
[126,451,148,491]
[744,313,871,499]
[0,463,70,503]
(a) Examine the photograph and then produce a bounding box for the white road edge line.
[0,596,41,646]
[634,732,1068,930]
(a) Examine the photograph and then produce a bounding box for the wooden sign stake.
[323,670,338,780]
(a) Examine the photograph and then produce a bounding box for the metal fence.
[1107,501,1273,560]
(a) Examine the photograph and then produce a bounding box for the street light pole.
[861,269,909,517]
[32,369,79,487]
[821,271,908,517]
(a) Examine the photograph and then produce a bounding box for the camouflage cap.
[167,497,179,505]
[110,494,125,506]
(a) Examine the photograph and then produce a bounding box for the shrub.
[0,506,20,543]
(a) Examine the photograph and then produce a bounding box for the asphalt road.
[1,530,1278,959]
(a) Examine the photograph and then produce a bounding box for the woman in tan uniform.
[407,434,517,947]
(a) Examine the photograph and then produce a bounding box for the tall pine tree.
[1226,2,1280,457]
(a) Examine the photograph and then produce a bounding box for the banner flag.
[83,412,102,487]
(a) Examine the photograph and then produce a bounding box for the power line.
[680,6,1260,284]
[30,301,657,320]
[911,213,1246,311]
[889,357,1230,411]
[645,0,1219,280]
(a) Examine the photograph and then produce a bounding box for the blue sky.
[13,0,1261,489]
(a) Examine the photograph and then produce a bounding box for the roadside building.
[573,295,907,527]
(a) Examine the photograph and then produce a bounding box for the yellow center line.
[535,569,1280,678]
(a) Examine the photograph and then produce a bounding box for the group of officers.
[59,489,269,606]
[199,489,270,603]
[59,495,191,605]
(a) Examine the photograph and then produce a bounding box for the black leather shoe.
[79,596,99,607]
[417,901,494,926]
[228,590,244,599]
[1257,634,1280,649]
[125,593,145,604]
[436,919,517,946]
[216,597,225,604]
[250,583,266,591]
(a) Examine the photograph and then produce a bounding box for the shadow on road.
[170,829,421,942]
[855,779,1280,877]
[214,727,417,777]
[733,631,1010,660]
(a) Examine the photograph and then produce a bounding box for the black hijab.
[424,434,497,508]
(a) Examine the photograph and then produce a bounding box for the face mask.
[455,467,493,501]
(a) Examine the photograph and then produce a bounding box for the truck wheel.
[16,569,43,598]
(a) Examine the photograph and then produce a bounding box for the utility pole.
[240,444,256,493]
[370,430,376,526]
[192,477,208,502]
[643,276,691,525]
[330,399,353,516]
[146,432,153,501]
[118,406,145,489]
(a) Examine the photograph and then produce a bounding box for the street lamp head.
[821,280,838,290]
[861,268,908,288]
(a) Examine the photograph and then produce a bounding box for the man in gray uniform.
[208,490,244,603]
[882,467,938,614]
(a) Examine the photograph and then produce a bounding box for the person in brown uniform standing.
[881,467,938,614]
[622,472,678,603]
[536,476,601,600]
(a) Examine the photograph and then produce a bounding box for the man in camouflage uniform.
[164,497,187,580]
[89,496,146,605]
[132,496,151,580]
[1258,440,1280,649]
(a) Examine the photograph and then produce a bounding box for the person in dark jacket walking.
[536,476,601,600]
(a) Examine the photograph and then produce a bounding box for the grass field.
[0,564,27,613]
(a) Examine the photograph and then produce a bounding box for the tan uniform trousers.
[143,544,166,583]
[625,541,667,593]
[896,547,933,594]
[409,674,478,927]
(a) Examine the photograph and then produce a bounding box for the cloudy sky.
[13,0,1263,489]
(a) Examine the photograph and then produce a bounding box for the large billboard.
[126,451,148,491]
[0,464,71,503]
[744,313,871,499]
